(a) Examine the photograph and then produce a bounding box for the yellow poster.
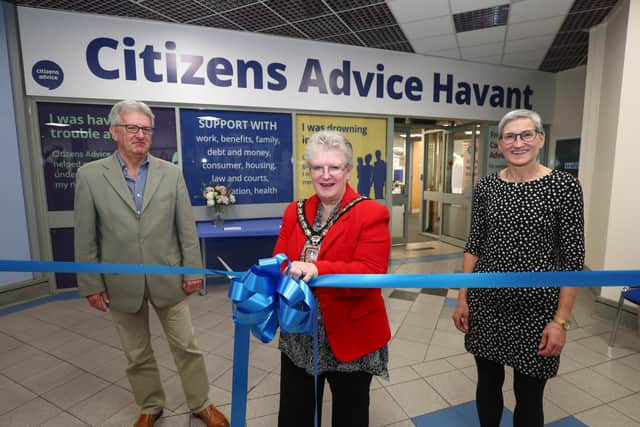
[296,115,387,200]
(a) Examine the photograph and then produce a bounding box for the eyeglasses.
[117,124,154,135]
[500,129,539,145]
[309,165,346,176]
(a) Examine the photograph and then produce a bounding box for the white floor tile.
[610,392,640,422]
[592,360,640,392]
[425,370,476,405]
[386,378,448,417]
[574,404,640,427]
[562,368,634,403]
[544,376,603,414]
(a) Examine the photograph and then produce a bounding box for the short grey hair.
[304,131,354,169]
[108,100,155,127]
[498,109,543,137]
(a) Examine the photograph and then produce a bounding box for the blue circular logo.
[32,60,64,90]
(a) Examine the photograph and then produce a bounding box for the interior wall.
[602,0,640,299]
[580,0,640,302]
[548,66,586,168]
[581,1,627,273]
[0,4,32,287]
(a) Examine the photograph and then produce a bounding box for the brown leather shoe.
[193,404,229,427]
[133,410,163,427]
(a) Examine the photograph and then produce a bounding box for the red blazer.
[273,185,391,362]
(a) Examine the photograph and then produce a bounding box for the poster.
[295,115,387,200]
[180,109,292,205]
[38,102,177,211]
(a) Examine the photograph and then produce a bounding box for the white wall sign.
[18,7,555,121]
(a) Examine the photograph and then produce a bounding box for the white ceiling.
[388,0,574,70]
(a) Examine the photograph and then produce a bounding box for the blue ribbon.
[2,257,640,427]
[2,259,639,289]
[226,254,317,427]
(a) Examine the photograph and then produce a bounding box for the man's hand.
[86,291,110,312]
[538,322,566,356]
[182,279,203,295]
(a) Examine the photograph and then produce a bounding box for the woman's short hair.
[498,109,543,137]
[304,131,354,169]
[108,100,155,127]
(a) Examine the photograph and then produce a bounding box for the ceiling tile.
[428,47,461,59]
[569,0,618,13]
[375,41,414,52]
[453,4,509,32]
[295,14,349,39]
[87,0,176,22]
[319,33,365,47]
[509,0,573,23]
[401,15,454,40]
[338,3,397,32]
[504,34,554,53]
[412,34,458,54]
[552,30,589,47]
[259,24,309,39]
[461,42,504,59]
[220,2,286,31]
[357,25,407,47]
[503,48,547,68]
[457,26,506,47]
[450,0,508,14]
[140,0,214,22]
[506,15,564,40]
[540,55,587,73]
[187,13,243,30]
[264,0,331,23]
[468,54,503,64]
[324,0,386,12]
[387,0,450,24]
[200,0,259,13]
[560,8,613,32]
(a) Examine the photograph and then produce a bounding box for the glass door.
[422,125,479,246]
[391,129,411,244]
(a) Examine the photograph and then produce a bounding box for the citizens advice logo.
[32,60,64,90]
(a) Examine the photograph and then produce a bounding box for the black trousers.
[278,353,373,427]
[474,355,548,427]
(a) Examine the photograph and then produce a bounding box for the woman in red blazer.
[275,131,391,427]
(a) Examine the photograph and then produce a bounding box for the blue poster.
[180,109,293,205]
[38,102,177,211]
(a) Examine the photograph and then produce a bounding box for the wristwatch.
[552,315,572,331]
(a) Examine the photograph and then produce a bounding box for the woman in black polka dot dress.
[452,110,585,427]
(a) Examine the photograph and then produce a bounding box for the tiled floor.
[1,241,639,426]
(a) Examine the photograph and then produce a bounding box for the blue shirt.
[116,152,149,216]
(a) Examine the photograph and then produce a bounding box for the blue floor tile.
[0,291,81,317]
[412,401,585,427]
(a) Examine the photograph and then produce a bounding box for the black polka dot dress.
[464,170,585,379]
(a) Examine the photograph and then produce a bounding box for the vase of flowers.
[202,183,236,227]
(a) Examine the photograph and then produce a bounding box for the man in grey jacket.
[74,100,228,427]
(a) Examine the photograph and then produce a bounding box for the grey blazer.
[74,153,203,313]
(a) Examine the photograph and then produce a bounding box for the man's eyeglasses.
[500,129,539,145]
[309,165,346,175]
[117,124,154,135]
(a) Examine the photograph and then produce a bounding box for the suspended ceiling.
[9,0,619,72]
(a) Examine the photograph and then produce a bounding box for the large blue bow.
[227,253,316,343]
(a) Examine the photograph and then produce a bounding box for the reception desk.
[197,218,281,294]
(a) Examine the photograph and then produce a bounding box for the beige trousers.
[111,297,211,414]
